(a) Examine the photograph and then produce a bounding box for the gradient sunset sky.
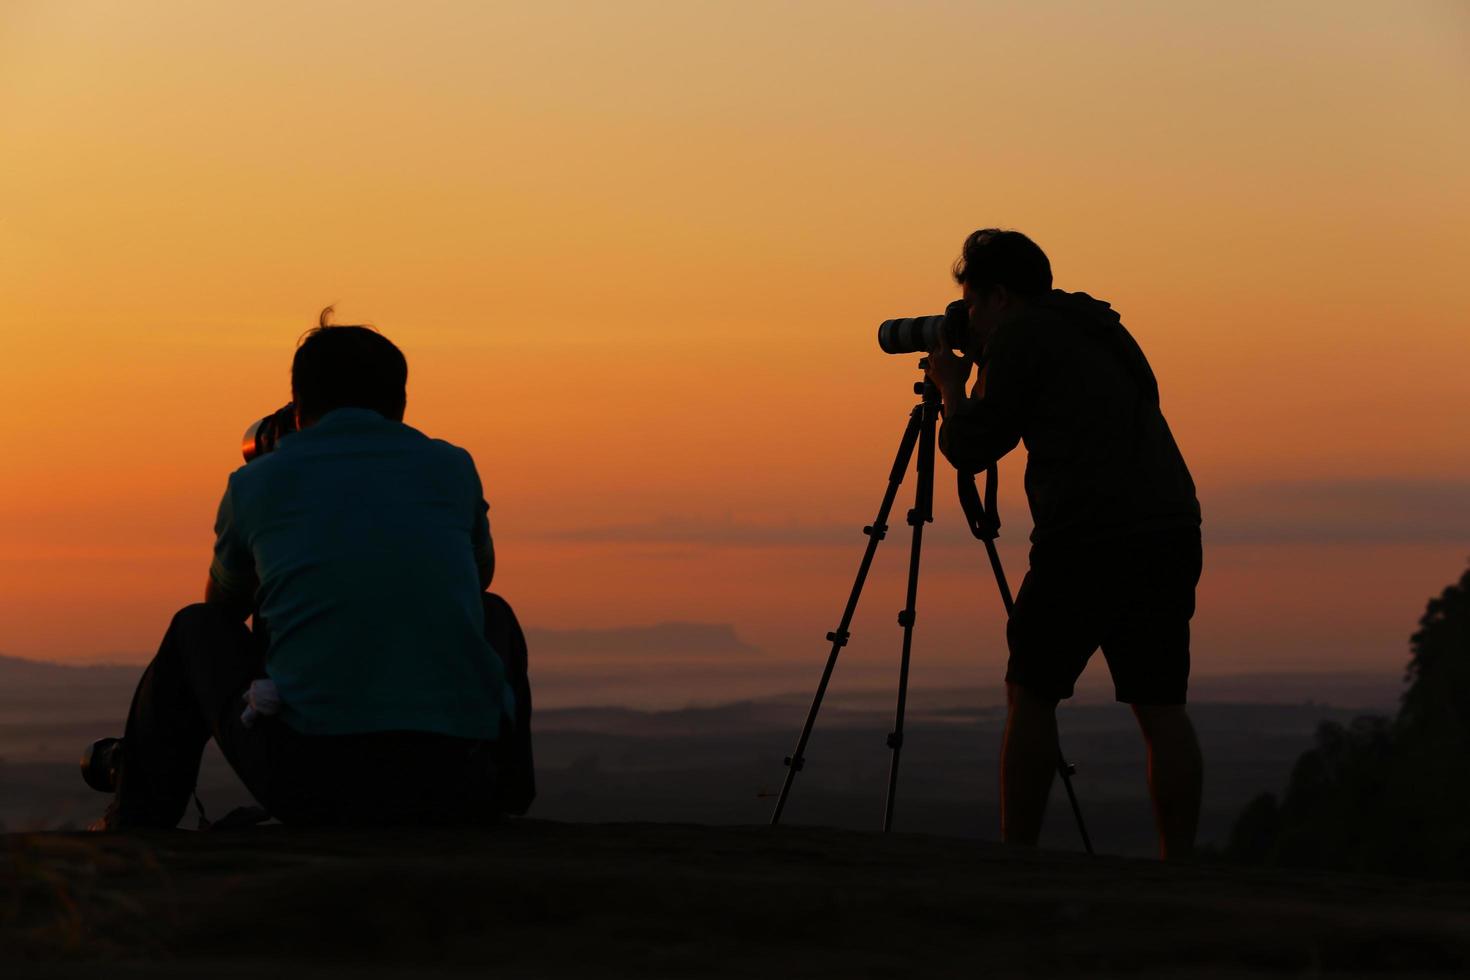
[2,1,1467,705]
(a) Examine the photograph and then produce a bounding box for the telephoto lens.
[877,299,969,355]
[242,403,298,462]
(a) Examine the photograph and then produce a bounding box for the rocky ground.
[5,820,1470,977]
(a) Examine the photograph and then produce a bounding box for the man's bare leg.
[1000,682,1059,845]
[1132,704,1203,860]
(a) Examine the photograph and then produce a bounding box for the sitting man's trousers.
[114,593,534,829]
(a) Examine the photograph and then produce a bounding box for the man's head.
[292,308,408,427]
[952,229,1052,355]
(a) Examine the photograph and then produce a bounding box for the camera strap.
[958,464,1001,542]
[952,349,1003,542]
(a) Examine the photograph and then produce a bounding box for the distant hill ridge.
[527,622,757,657]
[0,652,1399,710]
[0,653,136,681]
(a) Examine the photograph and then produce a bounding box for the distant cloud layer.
[1206,478,1470,545]
[537,478,1470,550]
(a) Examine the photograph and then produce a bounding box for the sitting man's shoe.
[88,799,122,833]
[80,737,124,793]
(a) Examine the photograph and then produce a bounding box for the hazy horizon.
[0,642,1407,715]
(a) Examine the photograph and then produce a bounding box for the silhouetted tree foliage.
[1227,562,1470,877]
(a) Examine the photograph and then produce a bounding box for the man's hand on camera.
[927,345,973,416]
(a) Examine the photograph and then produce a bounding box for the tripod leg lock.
[825,629,850,647]
[885,732,903,749]
[863,523,887,540]
[783,755,805,771]
[896,609,915,628]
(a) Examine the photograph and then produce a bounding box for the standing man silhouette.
[927,230,1203,859]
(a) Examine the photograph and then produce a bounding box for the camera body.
[242,403,298,462]
[877,299,970,355]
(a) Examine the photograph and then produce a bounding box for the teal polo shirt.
[209,407,508,739]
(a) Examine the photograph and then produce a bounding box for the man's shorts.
[1005,526,1202,705]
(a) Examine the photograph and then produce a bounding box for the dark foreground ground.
[5,821,1470,978]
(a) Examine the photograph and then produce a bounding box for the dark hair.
[952,229,1053,298]
[291,307,407,423]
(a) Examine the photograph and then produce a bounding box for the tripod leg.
[981,536,1015,611]
[770,405,924,827]
[881,395,939,833]
[1057,756,1094,855]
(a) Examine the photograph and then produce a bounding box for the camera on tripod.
[242,403,297,462]
[770,318,1093,850]
[876,299,970,355]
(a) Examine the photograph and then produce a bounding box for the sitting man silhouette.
[95,310,533,829]
[927,230,1203,859]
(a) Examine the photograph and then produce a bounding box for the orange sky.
[2,1,1468,705]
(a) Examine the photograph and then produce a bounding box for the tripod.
[768,360,1093,853]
